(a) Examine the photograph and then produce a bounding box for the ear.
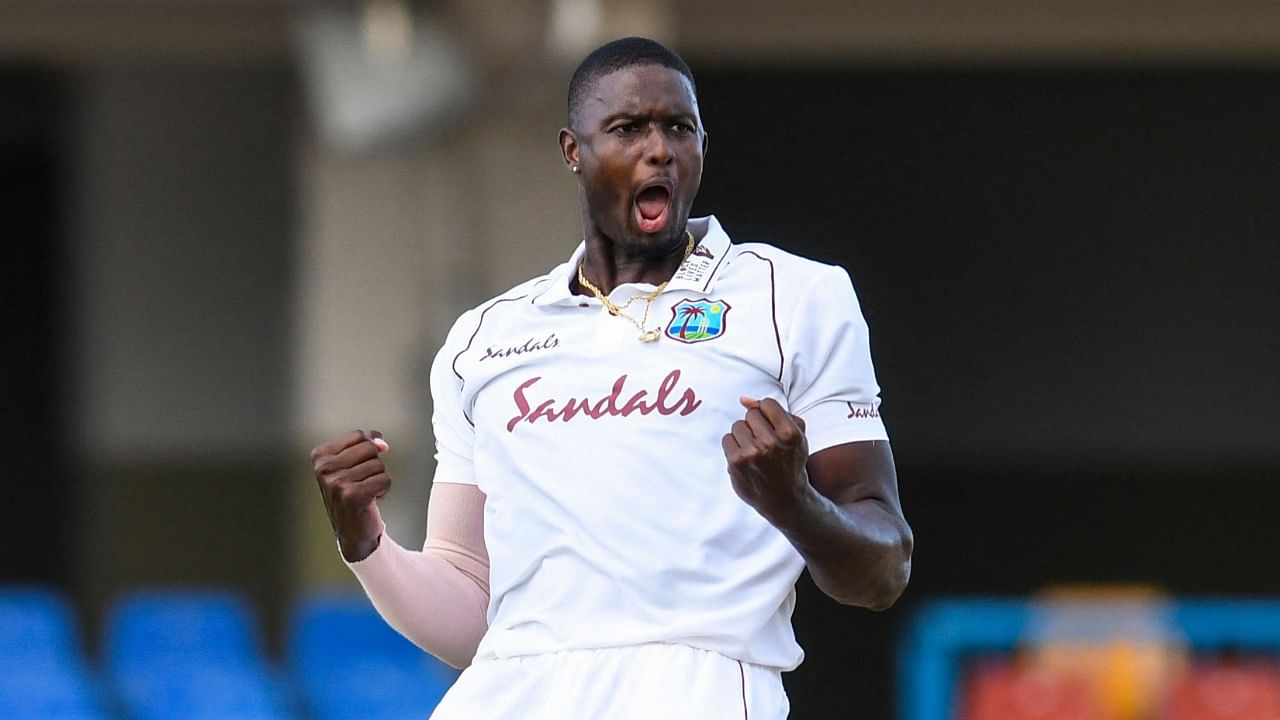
[559,128,580,172]
[697,130,709,184]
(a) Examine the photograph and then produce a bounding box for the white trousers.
[430,643,789,720]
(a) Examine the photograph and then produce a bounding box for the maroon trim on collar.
[700,241,731,293]
[528,276,553,304]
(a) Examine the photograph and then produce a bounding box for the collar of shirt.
[531,215,734,307]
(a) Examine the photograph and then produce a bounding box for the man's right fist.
[311,429,392,562]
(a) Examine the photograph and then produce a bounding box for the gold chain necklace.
[577,231,695,342]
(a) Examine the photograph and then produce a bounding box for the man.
[311,37,912,719]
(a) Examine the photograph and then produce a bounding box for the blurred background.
[2,1,1278,719]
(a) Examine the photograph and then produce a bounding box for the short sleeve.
[783,265,889,453]
[429,313,479,486]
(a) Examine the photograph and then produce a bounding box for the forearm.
[347,533,489,668]
[768,484,913,610]
[345,481,490,668]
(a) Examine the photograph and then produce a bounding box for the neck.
[577,229,694,296]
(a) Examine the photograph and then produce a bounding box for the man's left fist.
[722,396,810,520]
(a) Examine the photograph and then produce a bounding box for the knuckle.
[316,458,345,476]
[335,482,358,505]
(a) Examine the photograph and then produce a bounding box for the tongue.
[636,187,669,220]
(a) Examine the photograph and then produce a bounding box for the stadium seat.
[0,584,83,668]
[104,588,260,671]
[960,660,1104,720]
[0,585,112,720]
[114,663,291,720]
[0,665,113,720]
[104,588,291,720]
[289,591,458,720]
[1163,661,1280,720]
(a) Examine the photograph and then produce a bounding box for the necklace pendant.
[640,329,660,342]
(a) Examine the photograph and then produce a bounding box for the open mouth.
[634,184,671,234]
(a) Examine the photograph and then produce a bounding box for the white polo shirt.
[430,215,887,671]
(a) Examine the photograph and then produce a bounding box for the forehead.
[581,64,698,120]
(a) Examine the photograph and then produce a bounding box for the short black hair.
[567,37,697,127]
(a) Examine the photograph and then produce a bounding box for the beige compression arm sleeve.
[346,481,489,668]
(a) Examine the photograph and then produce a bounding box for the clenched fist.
[722,397,810,523]
[311,429,392,562]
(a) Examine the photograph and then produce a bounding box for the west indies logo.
[665,298,730,343]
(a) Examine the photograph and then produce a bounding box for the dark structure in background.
[695,67,1280,719]
[1,65,298,649]
[3,63,1277,719]
[1,69,70,586]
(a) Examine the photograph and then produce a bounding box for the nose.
[644,125,673,166]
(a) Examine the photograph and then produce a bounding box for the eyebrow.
[600,111,698,127]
